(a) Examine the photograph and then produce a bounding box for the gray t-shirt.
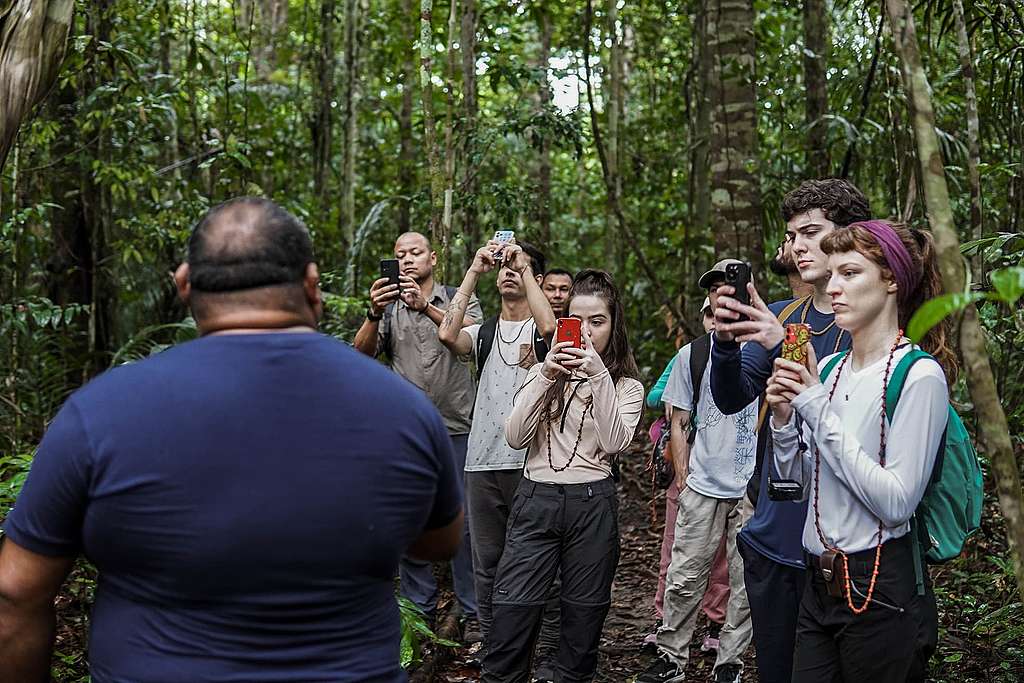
[378,283,482,435]
[463,318,540,472]
[662,342,758,499]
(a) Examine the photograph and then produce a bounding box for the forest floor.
[43,444,1024,683]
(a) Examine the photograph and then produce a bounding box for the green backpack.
[820,348,984,592]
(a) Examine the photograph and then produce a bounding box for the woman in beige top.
[481,270,644,683]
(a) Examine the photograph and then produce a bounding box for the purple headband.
[849,220,919,302]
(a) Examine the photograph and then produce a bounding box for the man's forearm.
[353,318,380,356]
[522,266,555,339]
[423,304,476,328]
[669,411,692,473]
[0,601,56,682]
[438,270,479,342]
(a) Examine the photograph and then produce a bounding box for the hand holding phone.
[380,258,401,289]
[725,262,752,321]
[555,317,582,349]
[492,230,515,261]
[781,323,811,366]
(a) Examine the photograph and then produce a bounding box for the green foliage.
[398,595,458,669]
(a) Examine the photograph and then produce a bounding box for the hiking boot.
[636,654,685,683]
[461,615,483,645]
[713,663,742,683]
[531,662,557,682]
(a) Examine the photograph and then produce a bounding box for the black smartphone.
[725,262,752,321]
[380,258,400,289]
[768,479,804,502]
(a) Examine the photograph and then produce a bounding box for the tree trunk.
[0,0,75,171]
[340,0,361,284]
[439,0,458,280]
[459,0,478,268]
[952,0,983,284]
[605,0,621,268]
[692,0,711,241]
[885,0,1024,605]
[311,0,337,225]
[706,0,763,271]
[536,5,552,247]
[803,0,830,177]
[420,0,444,248]
[398,0,416,234]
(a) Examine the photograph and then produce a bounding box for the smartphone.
[380,258,400,289]
[725,262,752,321]
[555,317,582,349]
[492,230,515,261]
[782,323,811,366]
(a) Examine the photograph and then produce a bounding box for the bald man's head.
[179,197,321,331]
[188,197,313,292]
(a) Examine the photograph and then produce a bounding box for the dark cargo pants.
[482,477,620,683]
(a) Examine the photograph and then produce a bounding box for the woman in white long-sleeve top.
[481,270,644,683]
[765,220,956,683]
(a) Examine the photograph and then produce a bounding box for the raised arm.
[438,245,498,354]
[503,245,555,342]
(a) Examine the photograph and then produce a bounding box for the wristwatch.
[366,307,383,322]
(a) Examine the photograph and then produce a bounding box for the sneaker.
[531,663,557,683]
[713,663,742,683]
[636,654,685,683]
[700,634,720,652]
[641,630,658,653]
[461,615,483,645]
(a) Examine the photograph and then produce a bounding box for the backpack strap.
[819,351,848,383]
[686,333,712,446]
[754,296,813,432]
[880,347,939,597]
[476,315,499,382]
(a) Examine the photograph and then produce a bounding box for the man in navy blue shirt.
[0,197,464,682]
[709,179,870,683]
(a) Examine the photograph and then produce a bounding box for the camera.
[767,479,803,502]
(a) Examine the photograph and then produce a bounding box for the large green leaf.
[907,292,985,342]
[990,267,1024,306]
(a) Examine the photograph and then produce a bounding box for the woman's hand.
[768,343,820,425]
[559,329,608,378]
[541,341,575,380]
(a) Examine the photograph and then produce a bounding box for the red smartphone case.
[556,318,582,348]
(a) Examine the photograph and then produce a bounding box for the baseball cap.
[697,258,745,289]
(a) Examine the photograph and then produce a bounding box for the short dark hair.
[780,179,871,227]
[544,268,574,280]
[519,242,546,276]
[188,197,313,292]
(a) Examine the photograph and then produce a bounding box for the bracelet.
[366,307,383,322]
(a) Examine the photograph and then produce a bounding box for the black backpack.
[475,315,549,381]
[686,333,713,445]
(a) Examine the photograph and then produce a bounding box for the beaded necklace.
[545,385,595,472]
[494,318,533,368]
[811,329,904,614]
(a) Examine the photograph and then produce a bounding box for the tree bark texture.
[692,0,711,241]
[802,0,830,177]
[0,0,75,171]
[340,0,362,265]
[706,0,763,271]
[458,0,478,268]
[398,0,416,234]
[439,0,458,280]
[419,0,444,249]
[952,0,983,283]
[885,0,1024,605]
[311,0,336,216]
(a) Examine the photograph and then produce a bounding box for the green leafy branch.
[907,266,1024,342]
